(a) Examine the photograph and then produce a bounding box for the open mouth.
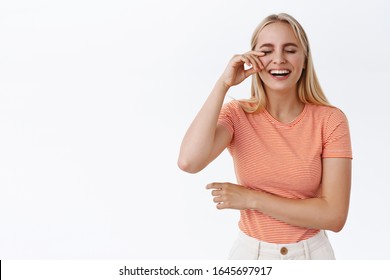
[269,69,291,77]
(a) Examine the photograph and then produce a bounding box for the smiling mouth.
[269,69,291,77]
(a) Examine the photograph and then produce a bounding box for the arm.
[207,157,352,232]
[177,81,231,174]
[178,51,265,173]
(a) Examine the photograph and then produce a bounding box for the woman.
[178,13,352,260]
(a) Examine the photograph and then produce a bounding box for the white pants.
[228,230,336,260]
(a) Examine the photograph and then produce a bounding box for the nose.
[272,50,286,64]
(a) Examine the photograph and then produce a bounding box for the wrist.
[215,78,231,92]
[248,190,263,211]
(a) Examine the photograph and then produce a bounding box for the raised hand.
[219,51,265,88]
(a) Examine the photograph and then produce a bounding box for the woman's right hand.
[219,51,265,88]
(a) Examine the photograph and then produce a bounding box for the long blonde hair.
[240,13,331,113]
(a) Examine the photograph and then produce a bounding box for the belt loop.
[303,239,310,260]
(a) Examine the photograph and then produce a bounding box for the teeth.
[270,69,291,75]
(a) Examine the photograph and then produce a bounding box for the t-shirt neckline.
[263,103,308,128]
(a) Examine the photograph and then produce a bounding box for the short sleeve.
[217,101,236,137]
[322,109,353,158]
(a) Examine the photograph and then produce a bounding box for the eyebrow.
[259,43,299,48]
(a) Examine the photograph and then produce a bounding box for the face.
[255,22,306,95]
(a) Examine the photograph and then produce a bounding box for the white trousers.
[228,230,336,260]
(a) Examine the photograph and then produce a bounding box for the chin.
[264,83,296,94]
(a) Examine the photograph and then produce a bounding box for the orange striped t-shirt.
[218,100,352,243]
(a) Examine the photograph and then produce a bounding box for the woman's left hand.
[206,182,257,210]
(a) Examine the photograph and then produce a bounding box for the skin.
[178,21,351,232]
[256,22,306,122]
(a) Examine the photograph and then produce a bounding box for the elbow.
[328,222,344,233]
[177,157,203,174]
[327,213,348,233]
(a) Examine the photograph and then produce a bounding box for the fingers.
[239,54,252,68]
[207,182,229,210]
[216,202,226,210]
[251,51,265,70]
[222,50,265,87]
[207,182,252,210]
[211,189,220,196]
[206,182,224,190]
[207,182,222,204]
[241,51,265,71]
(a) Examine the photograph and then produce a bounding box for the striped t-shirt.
[218,100,352,243]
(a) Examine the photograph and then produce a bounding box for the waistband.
[238,230,330,259]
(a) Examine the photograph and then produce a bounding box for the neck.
[265,88,305,123]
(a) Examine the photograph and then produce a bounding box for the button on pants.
[228,230,336,260]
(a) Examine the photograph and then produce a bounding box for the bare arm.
[207,158,352,232]
[177,81,230,173]
[178,51,265,173]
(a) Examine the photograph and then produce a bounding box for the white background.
[0,0,389,259]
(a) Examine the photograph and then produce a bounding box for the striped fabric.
[218,100,352,243]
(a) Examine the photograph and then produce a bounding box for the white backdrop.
[0,0,389,259]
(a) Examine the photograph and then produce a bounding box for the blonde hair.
[240,13,332,113]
